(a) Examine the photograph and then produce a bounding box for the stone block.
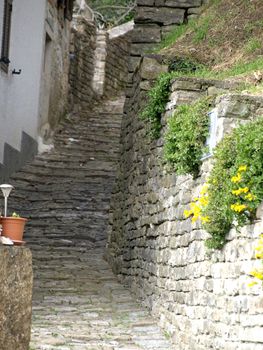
[240,327,263,343]
[188,6,203,14]
[0,247,33,350]
[172,79,202,91]
[141,56,168,80]
[167,90,204,109]
[132,24,161,43]
[137,0,155,5]
[217,96,251,119]
[207,86,227,96]
[135,7,185,25]
[130,42,157,56]
[159,0,202,7]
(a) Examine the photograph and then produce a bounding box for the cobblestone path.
[9,97,174,350]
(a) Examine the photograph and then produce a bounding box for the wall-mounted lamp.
[0,184,14,217]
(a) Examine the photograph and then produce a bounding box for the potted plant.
[1,212,27,244]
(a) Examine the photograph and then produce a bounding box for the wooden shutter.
[1,0,12,71]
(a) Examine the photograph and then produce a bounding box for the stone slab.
[135,7,185,25]
[132,24,161,43]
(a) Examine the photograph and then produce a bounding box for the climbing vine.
[164,97,211,177]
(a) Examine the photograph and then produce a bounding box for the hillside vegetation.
[160,0,263,81]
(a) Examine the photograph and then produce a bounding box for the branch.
[114,3,136,25]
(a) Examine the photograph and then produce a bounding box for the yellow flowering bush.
[197,117,263,249]
[184,184,210,224]
[248,234,263,288]
[229,165,258,225]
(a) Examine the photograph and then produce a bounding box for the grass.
[158,0,263,77]
[169,57,263,80]
[245,38,262,54]
[155,23,192,52]
[192,15,212,43]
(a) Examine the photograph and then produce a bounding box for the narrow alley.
[9,97,174,350]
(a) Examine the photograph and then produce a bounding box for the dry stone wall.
[107,57,263,349]
[128,0,206,81]
[104,33,131,98]
[69,16,97,110]
[0,247,33,350]
[69,18,131,108]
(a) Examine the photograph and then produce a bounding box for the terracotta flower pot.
[1,217,27,242]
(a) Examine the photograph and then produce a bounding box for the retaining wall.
[107,56,263,349]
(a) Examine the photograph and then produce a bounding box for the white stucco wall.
[0,0,46,162]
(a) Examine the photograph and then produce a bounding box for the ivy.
[164,97,211,177]
[203,117,263,249]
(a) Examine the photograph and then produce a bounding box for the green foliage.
[245,38,261,54]
[141,61,205,139]
[203,117,263,249]
[164,97,211,177]
[192,16,212,43]
[140,72,172,139]
[169,57,263,81]
[168,57,204,74]
[155,23,192,51]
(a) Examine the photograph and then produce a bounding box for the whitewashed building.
[0,0,73,180]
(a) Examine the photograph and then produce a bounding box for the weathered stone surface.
[135,7,185,25]
[156,0,202,7]
[107,56,263,350]
[141,56,168,80]
[0,247,32,350]
[132,24,161,43]
[188,6,203,14]
[69,17,97,107]
[172,79,202,91]
[216,94,263,119]
[137,0,155,6]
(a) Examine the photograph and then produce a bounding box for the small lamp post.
[0,184,14,217]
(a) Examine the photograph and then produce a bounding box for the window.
[0,0,12,72]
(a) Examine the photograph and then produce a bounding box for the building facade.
[0,0,73,180]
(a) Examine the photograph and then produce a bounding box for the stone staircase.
[7,96,174,350]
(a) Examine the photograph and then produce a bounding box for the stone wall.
[104,31,131,98]
[107,57,263,349]
[0,247,33,350]
[39,1,72,143]
[69,16,97,110]
[127,0,206,80]
[69,19,131,108]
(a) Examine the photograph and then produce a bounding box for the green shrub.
[164,97,211,177]
[140,72,172,139]
[140,61,205,139]
[203,117,263,249]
